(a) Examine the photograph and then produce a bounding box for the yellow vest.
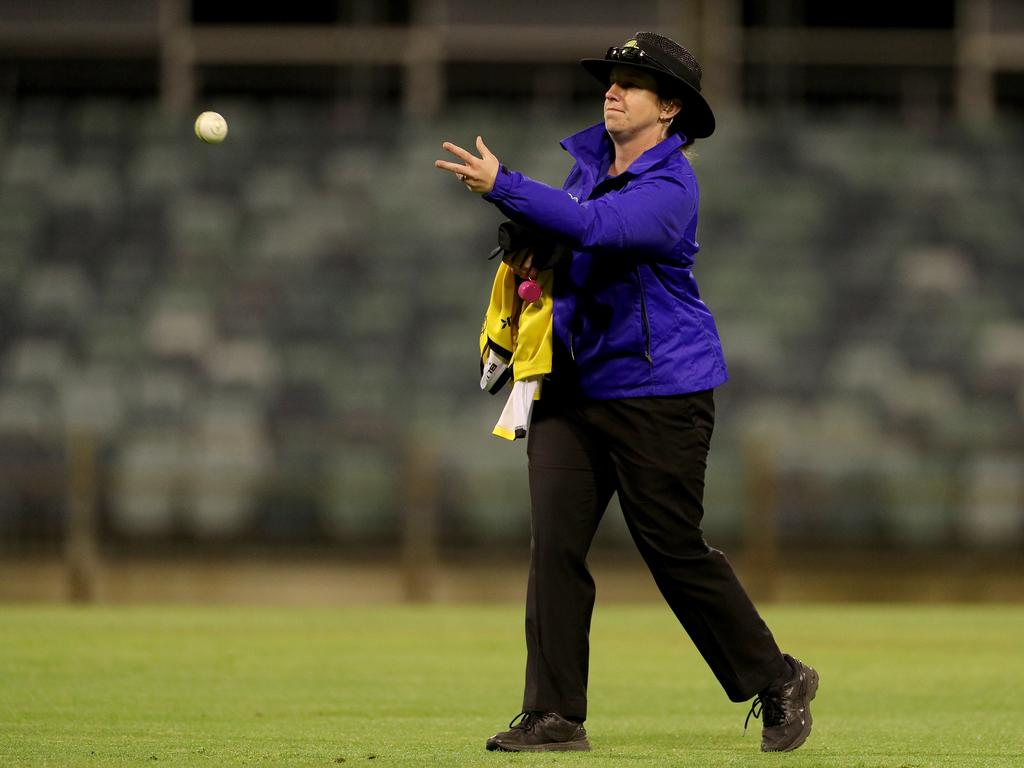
[479,263,554,439]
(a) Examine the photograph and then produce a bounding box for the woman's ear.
[660,97,683,120]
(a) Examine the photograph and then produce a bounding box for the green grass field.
[1,603,1021,767]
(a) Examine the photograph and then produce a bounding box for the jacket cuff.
[483,165,512,202]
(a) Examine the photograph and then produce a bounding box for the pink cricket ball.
[518,279,542,304]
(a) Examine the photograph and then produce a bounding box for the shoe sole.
[767,665,819,753]
[486,738,591,752]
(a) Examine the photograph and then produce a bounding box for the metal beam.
[0,22,157,56]
[187,25,411,65]
[957,0,994,121]
[744,28,955,68]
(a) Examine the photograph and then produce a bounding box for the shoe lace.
[743,692,784,734]
[508,711,541,732]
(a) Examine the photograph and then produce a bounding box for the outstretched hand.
[434,136,500,194]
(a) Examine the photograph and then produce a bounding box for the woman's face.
[603,64,678,141]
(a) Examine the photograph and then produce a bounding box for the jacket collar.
[560,122,684,177]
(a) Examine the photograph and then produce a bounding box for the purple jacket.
[483,123,728,399]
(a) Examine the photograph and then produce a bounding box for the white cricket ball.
[194,111,228,144]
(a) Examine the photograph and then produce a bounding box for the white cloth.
[493,377,541,440]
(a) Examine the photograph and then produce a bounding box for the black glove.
[488,220,571,271]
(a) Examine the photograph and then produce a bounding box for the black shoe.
[744,654,819,752]
[485,711,591,752]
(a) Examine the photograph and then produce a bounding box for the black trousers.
[522,382,789,721]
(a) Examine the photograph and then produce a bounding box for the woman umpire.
[434,32,818,754]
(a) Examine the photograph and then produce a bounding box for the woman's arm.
[484,167,695,255]
[434,136,695,256]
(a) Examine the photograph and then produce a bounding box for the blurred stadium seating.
[0,95,1022,554]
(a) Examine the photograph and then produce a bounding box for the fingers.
[502,249,537,279]
[523,259,538,280]
[442,141,477,163]
[436,142,480,183]
[434,159,471,176]
[435,139,498,194]
[502,248,529,268]
[516,251,537,280]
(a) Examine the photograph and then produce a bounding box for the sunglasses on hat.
[605,45,674,77]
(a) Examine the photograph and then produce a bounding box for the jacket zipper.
[636,266,653,364]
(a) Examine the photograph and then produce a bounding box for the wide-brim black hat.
[580,31,715,139]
